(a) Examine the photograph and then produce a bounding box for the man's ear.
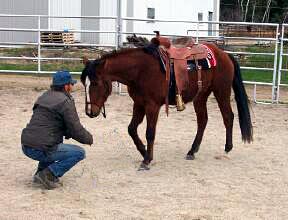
[64,84,70,92]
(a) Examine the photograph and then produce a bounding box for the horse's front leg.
[139,103,160,170]
[128,103,146,158]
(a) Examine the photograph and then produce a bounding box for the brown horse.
[80,41,253,170]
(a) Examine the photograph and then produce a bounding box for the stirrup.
[176,94,185,111]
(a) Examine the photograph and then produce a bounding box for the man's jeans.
[22,144,85,177]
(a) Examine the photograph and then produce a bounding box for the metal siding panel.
[81,0,100,44]
[49,0,81,40]
[126,0,134,33]
[132,0,218,37]
[214,0,220,35]
[99,0,116,45]
[0,0,48,43]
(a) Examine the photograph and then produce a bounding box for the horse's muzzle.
[85,105,101,118]
[86,112,98,118]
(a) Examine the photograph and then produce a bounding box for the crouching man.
[21,70,93,190]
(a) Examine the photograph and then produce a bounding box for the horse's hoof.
[225,144,233,153]
[186,154,195,160]
[138,162,150,171]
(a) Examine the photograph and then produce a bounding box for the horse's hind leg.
[128,103,146,158]
[213,89,234,153]
[186,92,210,160]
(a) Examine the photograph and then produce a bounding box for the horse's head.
[81,57,112,118]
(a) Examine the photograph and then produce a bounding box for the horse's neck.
[104,56,138,86]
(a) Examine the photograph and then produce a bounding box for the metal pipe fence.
[277,24,288,103]
[0,14,283,103]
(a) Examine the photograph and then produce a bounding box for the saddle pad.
[202,44,217,67]
[186,45,217,70]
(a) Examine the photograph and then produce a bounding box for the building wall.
[98,0,118,45]
[0,0,220,45]
[49,0,81,41]
[81,0,100,44]
[213,0,220,36]
[0,0,48,43]
[126,0,134,34]
[87,0,219,45]
[81,0,117,45]
[131,0,218,38]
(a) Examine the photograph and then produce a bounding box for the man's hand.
[89,136,94,146]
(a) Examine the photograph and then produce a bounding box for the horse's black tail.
[229,53,253,143]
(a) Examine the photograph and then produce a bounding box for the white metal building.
[99,0,220,44]
[0,0,220,45]
[122,0,220,36]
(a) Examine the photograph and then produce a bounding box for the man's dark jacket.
[21,89,93,151]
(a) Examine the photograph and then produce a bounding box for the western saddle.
[153,31,208,112]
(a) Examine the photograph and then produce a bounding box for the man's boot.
[33,170,60,184]
[34,168,59,190]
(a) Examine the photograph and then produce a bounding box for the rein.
[84,83,106,118]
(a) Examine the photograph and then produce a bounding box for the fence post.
[37,15,41,74]
[116,0,122,49]
[271,24,279,103]
[277,24,285,103]
[116,0,122,94]
[196,22,199,44]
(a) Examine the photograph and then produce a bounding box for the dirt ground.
[0,75,288,220]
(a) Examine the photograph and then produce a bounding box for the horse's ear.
[153,30,160,37]
[82,56,90,66]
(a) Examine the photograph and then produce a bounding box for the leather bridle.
[84,81,106,118]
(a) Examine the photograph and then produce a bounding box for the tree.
[244,0,250,22]
[251,0,256,22]
[220,0,288,23]
[262,0,272,23]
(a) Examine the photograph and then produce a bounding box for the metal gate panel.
[277,24,288,103]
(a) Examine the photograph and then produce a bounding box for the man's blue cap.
[52,70,77,86]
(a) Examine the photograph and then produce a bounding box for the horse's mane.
[100,41,163,72]
[126,34,150,47]
[81,48,145,81]
[100,34,161,60]
[81,59,101,82]
[101,43,163,70]
[100,47,144,60]
[81,42,161,82]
